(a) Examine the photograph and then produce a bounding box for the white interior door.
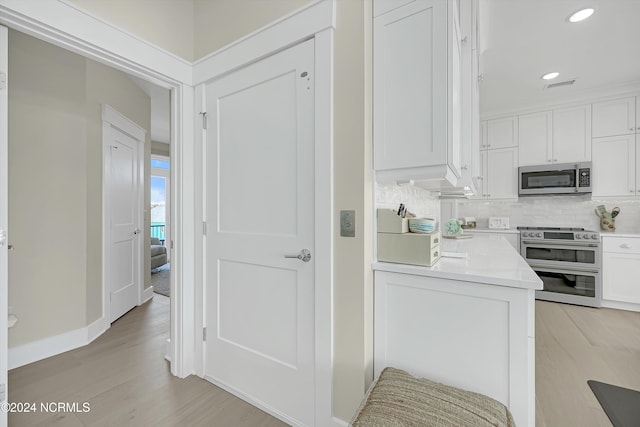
[204,39,315,426]
[103,106,144,323]
[0,24,9,427]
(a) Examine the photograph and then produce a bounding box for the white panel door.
[592,97,636,138]
[0,24,8,427]
[518,111,552,166]
[204,40,315,426]
[106,125,143,322]
[552,104,591,164]
[592,135,636,198]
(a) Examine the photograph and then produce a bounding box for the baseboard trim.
[164,338,171,362]
[602,299,640,313]
[141,286,154,304]
[9,315,109,370]
[332,416,349,426]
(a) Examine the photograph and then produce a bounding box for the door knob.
[133,228,142,235]
[284,249,311,262]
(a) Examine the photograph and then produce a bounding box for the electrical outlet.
[340,210,355,237]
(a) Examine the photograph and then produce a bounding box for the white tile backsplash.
[454,196,640,234]
[376,183,440,226]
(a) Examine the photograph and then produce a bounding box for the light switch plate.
[340,210,355,237]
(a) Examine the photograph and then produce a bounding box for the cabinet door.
[487,147,518,199]
[592,135,636,197]
[552,104,591,164]
[592,97,636,138]
[373,1,447,171]
[486,116,518,149]
[518,111,552,166]
[480,121,488,149]
[603,252,640,303]
[472,149,488,199]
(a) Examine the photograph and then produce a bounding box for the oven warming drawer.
[530,265,602,307]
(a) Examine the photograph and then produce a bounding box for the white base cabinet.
[602,236,640,305]
[374,271,535,427]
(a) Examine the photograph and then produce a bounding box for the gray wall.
[8,30,151,347]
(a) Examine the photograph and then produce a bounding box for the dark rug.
[151,263,170,297]
[588,380,640,427]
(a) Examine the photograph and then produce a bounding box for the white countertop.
[600,232,640,238]
[461,228,519,234]
[374,235,542,290]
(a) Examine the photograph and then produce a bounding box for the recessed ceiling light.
[541,72,560,80]
[568,8,595,23]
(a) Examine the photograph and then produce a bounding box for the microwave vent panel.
[544,79,576,89]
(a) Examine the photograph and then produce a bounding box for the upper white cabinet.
[373,0,463,185]
[518,105,591,166]
[475,147,518,199]
[592,134,638,198]
[518,111,552,166]
[592,96,638,138]
[486,116,518,150]
[552,105,592,163]
[374,0,417,17]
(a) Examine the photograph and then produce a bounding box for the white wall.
[8,30,151,346]
[455,197,640,234]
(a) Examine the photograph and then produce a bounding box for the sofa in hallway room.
[151,237,167,269]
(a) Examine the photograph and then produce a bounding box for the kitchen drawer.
[602,236,640,254]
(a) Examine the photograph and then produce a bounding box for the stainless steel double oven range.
[519,227,601,307]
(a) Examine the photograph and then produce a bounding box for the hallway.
[8,295,286,426]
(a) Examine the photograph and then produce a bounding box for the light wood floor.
[8,295,287,427]
[536,300,640,427]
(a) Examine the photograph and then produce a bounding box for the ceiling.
[480,0,640,116]
[128,75,171,144]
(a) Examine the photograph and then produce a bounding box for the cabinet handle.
[630,127,635,131]
[553,159,557,162]
[621,243,632,249]
[461,164,468,170]
[461,36,468,44]
[487,144,491,148]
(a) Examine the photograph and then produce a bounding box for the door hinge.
[203,327,207,341]
[0,383,5,401]
[199,112,207,130]
[203,221,207,235]
[170,240,174,249]
[0,72,6,90]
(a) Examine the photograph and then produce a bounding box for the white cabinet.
[486,116,518,149]
[592,134,639,198]
[553,105,592,163]
[518,105,591,166]
[518,111,552,166]
[374,270,535,427]
[602,236,640,304]
[373,0,462,185]
[475,147,518,199]
[592,96,638,138]
[373,0,416,17]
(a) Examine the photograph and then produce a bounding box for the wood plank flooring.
[8,295,287,427]
[536,300,640,427]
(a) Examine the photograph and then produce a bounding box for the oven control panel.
[520,230,600,241]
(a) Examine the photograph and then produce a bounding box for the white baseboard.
[602,299,640,313]
[165,338,171,362]
[141,286,154,304]
[332,416,350,426]
[9,315,109,370]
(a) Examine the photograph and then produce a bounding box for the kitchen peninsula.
[373,236,542,427]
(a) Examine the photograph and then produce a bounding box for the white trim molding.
[9,316,107,370]
[142,286,154,304]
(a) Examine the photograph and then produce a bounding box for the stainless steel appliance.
[519,226,601,307]
[518,162,592,196]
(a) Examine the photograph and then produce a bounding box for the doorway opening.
[151,155,171,299]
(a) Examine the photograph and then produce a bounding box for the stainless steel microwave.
[518,162,592,196]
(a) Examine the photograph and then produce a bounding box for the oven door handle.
[528,264,600,274]
[522,240,600,248]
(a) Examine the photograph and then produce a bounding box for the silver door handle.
[133,228,142,235]
[284,249,311,262]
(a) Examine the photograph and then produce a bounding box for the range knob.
[591,234,598,240]
[583,233,591,239]
[576,234,582,239]
[536,232,543,238]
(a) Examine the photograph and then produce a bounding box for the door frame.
[193,2,335,425]
[0,1,194,377]
[0,23,8,427]
[102,104,146,324]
